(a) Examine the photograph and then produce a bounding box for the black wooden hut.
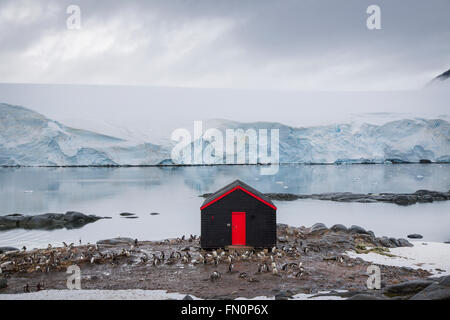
[200,180,277,249]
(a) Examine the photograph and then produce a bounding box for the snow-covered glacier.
[0,104,170,166]
[0,103,449,166]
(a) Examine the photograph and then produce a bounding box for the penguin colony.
[0,233,348,290]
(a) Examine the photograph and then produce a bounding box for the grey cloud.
[0,0,449,90]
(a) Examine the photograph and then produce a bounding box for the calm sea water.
[0,164,449,248]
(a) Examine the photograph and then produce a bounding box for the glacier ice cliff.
[0,103,449,166]
[0,104,170,166]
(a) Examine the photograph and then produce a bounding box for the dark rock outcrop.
[407,234,423,239]
[330,224,348,233]
[348,225,368,235]
[309,223,328,234]
[0,211,105,231]
[383,280,435,297]
[119,212,136,217]
[410,276,450,300]
[202,190,450,206]
[0,247,19,254]
[348,293,388,300]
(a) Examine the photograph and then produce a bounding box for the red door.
[232,212,246,245]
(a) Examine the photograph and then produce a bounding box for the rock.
[274,290,294,300]
[407,234,423,239]
[417,195,433,203]
[389,238,401,247]
[348,293,388,300]
[348,225,368,235]
[183,295,193,300]
[150,212,160,216]
[0,211,104,231]
[310,223,328,234]
[435,275,450,287]
[96,237,136,245]
[119,212,135,216]
[330,224,347,233]
[410,278,450,300]
[277,236,288,243]
[367,230,376,239]
[377,236,396,248]
[261,190,450,206]
[393,195,417,206]
[0,247,19,254]
[383,280,434,296]
[397,238,413,247]
[0,278,7,289]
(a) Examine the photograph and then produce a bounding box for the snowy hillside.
[0,103,449,166]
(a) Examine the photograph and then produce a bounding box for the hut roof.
[200,179,277,210]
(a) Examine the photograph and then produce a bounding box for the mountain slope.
[427,68,450,87]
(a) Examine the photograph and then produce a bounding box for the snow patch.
[345,241,450,276]
[0,289,202,300]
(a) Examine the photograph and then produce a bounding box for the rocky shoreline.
[0,211,108,231]
[201,189,450,206]
[1,223,448,300]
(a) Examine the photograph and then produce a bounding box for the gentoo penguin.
[227,263,234,273]
[272,266,278,276]
[36,282,44,291]
[210,271,221,281]
[295,270,303,278]
[22,246,26,252]
[140,254,149,263]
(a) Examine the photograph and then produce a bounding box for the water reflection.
[0,164,449,247]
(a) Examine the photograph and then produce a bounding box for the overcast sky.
[1,0,449,91]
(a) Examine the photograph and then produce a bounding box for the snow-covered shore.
[0,289,202,300]
[0,289,348,300]
[346,241,450,276]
